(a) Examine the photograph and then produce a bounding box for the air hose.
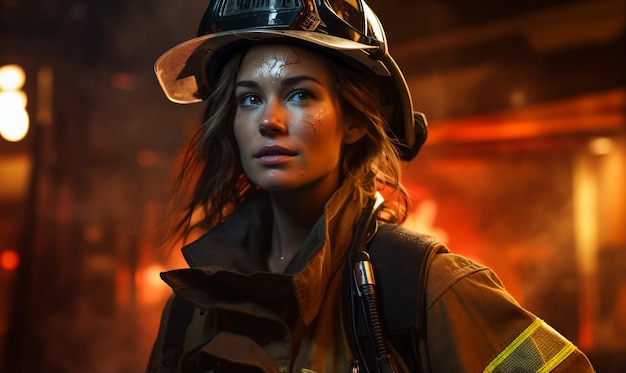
[349,193,399,373]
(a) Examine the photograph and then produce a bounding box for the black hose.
[348,193,399,372]
[354,252,399,373]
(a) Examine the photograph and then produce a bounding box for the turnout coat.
[146,183,594,373]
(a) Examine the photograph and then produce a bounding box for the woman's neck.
[266,177,340,272]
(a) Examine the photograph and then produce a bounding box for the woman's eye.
[239,94,262,107]
[289,90,313,103]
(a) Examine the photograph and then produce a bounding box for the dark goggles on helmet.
[198,0,388,58]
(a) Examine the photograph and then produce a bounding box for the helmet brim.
[154,29,385,104]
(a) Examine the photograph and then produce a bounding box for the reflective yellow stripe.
[483,318,577,373]
[280,367,319,373]
[538,343,577,373]
[484,318,543,373]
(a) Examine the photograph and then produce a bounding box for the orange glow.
[115,266,132,306]
[0,250,20,270]
[588,137,613,155]
[573,153,599,350]
[0,153,32,202]
[135,264,170,306]
[427,90,625,145]
[404,197,449,244]
[137,149,159,168]
[110,72,137,90]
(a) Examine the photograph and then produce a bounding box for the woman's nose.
[258,100,287,136]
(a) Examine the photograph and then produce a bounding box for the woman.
[147,0,595,372]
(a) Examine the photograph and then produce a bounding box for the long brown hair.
[166,43,409,245]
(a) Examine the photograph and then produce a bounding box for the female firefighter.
[146,0,595,372]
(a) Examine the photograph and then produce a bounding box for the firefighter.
[146,0,595,372]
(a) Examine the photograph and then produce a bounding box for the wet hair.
[166,43,409,244]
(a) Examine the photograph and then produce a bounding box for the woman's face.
[233,44,359,193]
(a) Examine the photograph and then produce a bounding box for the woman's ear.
[343,123,365,145]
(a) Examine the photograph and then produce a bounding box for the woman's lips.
[254,145,297,165]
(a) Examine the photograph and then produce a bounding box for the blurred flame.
[1,250,20,271]
[134,264,169,306]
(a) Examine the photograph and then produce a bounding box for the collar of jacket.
[163,181,363,326]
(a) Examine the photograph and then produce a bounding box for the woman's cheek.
[300,106,332,136]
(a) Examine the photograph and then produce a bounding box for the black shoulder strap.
[342,223,441,371]
[366,224,440,334]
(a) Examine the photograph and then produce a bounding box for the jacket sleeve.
[421,253,595,373]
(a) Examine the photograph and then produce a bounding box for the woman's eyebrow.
[235,80,258,89]
[235,76,322,89]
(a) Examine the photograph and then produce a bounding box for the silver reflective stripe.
[484,318,577,373]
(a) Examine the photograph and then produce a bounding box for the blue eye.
[289,90,313,103]
[239,94,262,107]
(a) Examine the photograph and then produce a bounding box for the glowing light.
[0,106,29,142]
[135,264,169,305]
[0,64,29,142]
[404,198,449,244]
[0,250,20,271]
[0,65,25,91]
[0,154,32,201]
[0,90,27,108]
[588,137,613,155]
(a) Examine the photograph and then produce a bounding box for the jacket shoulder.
[424,254,595,372]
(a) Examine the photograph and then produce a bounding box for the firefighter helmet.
[155,0,427,160]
